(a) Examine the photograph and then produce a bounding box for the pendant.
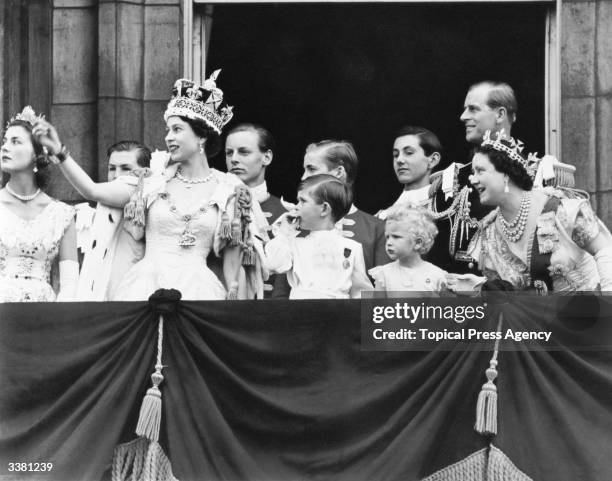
[179,228,197,247]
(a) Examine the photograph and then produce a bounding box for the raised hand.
[271,212,300,238]
[32,119,62,157]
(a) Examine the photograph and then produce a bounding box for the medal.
[343,248,351,269]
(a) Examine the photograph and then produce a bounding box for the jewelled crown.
[7,106,45,128]
[164,70,234,135]
[481,129,539,179]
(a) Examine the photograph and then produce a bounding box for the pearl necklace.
[5,183,41,202]
[175,167,214,187]
[497,191,531,242]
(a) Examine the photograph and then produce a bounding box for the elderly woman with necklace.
[446,131,612,294]
[36,72,268,300]
[0,107,78,302]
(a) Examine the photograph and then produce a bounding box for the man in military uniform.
[377,82,518,273]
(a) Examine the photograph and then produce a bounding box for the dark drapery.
[1,297,611,481]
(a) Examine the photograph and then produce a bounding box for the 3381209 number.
[8,462,53,472]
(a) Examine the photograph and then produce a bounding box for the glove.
[56,259,79,302]
[594,246,612,292]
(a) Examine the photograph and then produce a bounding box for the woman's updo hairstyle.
[5,119,51,189]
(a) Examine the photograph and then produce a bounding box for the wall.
[98,0,181,184]
[561,0,612,226]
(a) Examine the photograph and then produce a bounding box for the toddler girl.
[369,203,447,293]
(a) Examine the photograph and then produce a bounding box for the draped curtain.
[1,296,611,481]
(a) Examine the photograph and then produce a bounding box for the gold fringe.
[421,445,533,481]
[112,438,178,481]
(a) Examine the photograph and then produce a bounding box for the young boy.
[264,174,373,299]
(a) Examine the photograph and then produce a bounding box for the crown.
[163,70,234,135]
[7,106,45,128]
[481,129,539,179]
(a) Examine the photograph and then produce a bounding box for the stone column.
[98,0,181,182]
[561,0,612,227]
[51,0,98,199]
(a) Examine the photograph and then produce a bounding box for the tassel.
[475,312,503,437]
[124,170,148,226]
[135,315,165,442]
[112,438,177,481]
[242,239,255,266]
[124,195,146,226]
[475,359,498,435]
[230,218,242,246]
[136,368,163,442]
[226,281,239,300]
[219,211,232,240]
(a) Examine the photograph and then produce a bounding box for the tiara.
[481,129,540,179]
[164,70,234,135]
[7,106,45,128]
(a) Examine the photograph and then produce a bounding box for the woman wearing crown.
[446,130,612,294]
[0,107,78,302]
[35,72,268,300]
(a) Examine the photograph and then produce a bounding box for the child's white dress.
[368,260,447,292]
[265,229,373,299]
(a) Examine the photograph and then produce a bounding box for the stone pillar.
[98,0,181,182]
[595,0,612,226]
[561,0,612,227]
[51,0,98,199]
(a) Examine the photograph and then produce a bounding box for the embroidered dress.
[114,168,267,301]
[0,200,74,302]
[265,229,373,299]
[470,193,606,292]
[368,260,447,292]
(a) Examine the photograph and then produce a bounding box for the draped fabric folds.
[1,297,611,481]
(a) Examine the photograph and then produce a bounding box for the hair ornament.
[481,129,539,179]
[7,105,45,129]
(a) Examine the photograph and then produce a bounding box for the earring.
[33,166,38,173]
[504,177,509,193]
[199,144,204,154]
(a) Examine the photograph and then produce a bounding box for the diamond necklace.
[497,191,531,242]
[5,183,41,202]
[175,166,214,187]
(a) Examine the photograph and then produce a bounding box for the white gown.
[0,200,74,302]
[114,168,267,301]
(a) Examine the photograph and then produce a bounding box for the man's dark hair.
[107,140,151,168]
[393,126,443,158]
